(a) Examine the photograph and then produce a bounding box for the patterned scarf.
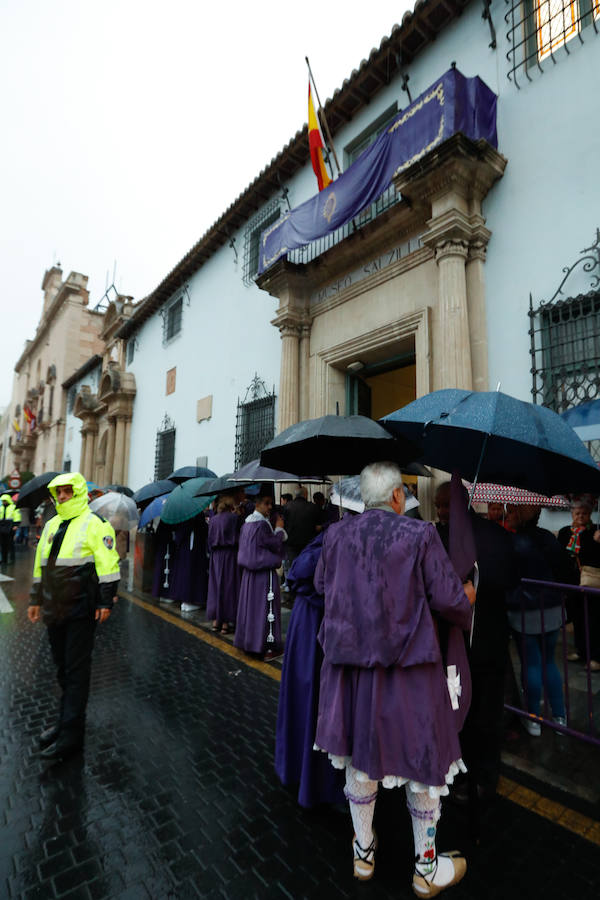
[567,524,590,555]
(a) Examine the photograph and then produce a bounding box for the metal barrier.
[505,577,600,747]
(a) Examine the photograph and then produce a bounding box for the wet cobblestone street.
[1,550,600,899]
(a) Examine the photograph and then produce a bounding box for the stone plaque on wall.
[166,367,176,395]
[197,395,213,423]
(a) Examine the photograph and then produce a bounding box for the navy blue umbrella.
[133,479,178,507]
[380,388,600,495]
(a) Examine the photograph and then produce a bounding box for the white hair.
[360,461,404,508]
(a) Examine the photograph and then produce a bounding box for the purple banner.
[258,68,498,274]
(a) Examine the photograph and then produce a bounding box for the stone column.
[434,239,473,391]
[113,417,126,484]
[298,323,312,422]
[105,418,117,483]
[84,426,98,481]
[123,419,132,484]
[79,431,88,477]
[466,240,490,392]
[278,323,301,432]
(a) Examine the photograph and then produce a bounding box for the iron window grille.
[154,414,176,480]
[243,200,283,286]
[234,375,276,468]
[162,297,183,344]
[530,228,600,413]
[506,0,599,87]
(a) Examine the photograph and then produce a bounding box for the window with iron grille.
[154,415,176,480]
[532,292,600,412]
[530,230,600,412]
[506,0,599,87]
[234,375,276,468]
[243,201,282,286]
[163,297,183,344]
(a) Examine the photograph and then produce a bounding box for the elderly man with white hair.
[314,461,476,897]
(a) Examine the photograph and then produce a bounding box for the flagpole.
[305,56,341,177]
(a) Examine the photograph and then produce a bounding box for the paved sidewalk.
[1,552,599,899]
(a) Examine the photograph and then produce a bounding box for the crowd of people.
[22,464,600,895]
[151,483,333,659]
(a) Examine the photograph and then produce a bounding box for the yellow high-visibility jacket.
[0,495,16,531]
[31,508,120,622]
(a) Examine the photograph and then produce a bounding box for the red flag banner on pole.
[308,84,331,192]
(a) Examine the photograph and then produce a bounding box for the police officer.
[28,472,120,759]
[0,493,17,564]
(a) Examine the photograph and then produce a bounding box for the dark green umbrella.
[160,478,215,525]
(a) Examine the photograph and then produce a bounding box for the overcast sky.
[0,0,411,404]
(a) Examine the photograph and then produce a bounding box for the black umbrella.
[103,483,134,498]
[133,479,179,507]
[260,415,418,476]
[168,466,217,483]
[15,472,61,509]
[380,388,600,495]
[228,459,331,484]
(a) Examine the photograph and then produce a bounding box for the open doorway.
[345,352,416,420]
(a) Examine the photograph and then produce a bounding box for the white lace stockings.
[344,765,377,850]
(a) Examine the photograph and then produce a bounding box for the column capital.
[468,240,488,263]
[434,240,470,264]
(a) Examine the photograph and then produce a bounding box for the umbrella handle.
[469,432,491,510]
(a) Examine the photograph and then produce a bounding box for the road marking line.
[0,573,15,582]
[497,777,600,845]
[0,587,14,613]
[122,590,600,842]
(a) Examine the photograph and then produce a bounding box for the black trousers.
[47,616,97,737]
[460,661,507,793]
[0,531,14,563]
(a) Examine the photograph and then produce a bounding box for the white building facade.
[121,0,600,498]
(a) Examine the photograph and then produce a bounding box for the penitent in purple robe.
[234,513,285,654]
[275,533,345,808]
[315,508,473,787]
[207,511,241,625]
[170,517,209,608]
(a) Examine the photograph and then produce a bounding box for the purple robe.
[315,508,472,786]
[170,517,209,608]
[234,514,284,654]
[275,533,345,807]
[207,511,241,624]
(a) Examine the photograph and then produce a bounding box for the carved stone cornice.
[393,135,507,215]
[255,259,309,304]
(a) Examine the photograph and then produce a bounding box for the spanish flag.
[308,84,331,192]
